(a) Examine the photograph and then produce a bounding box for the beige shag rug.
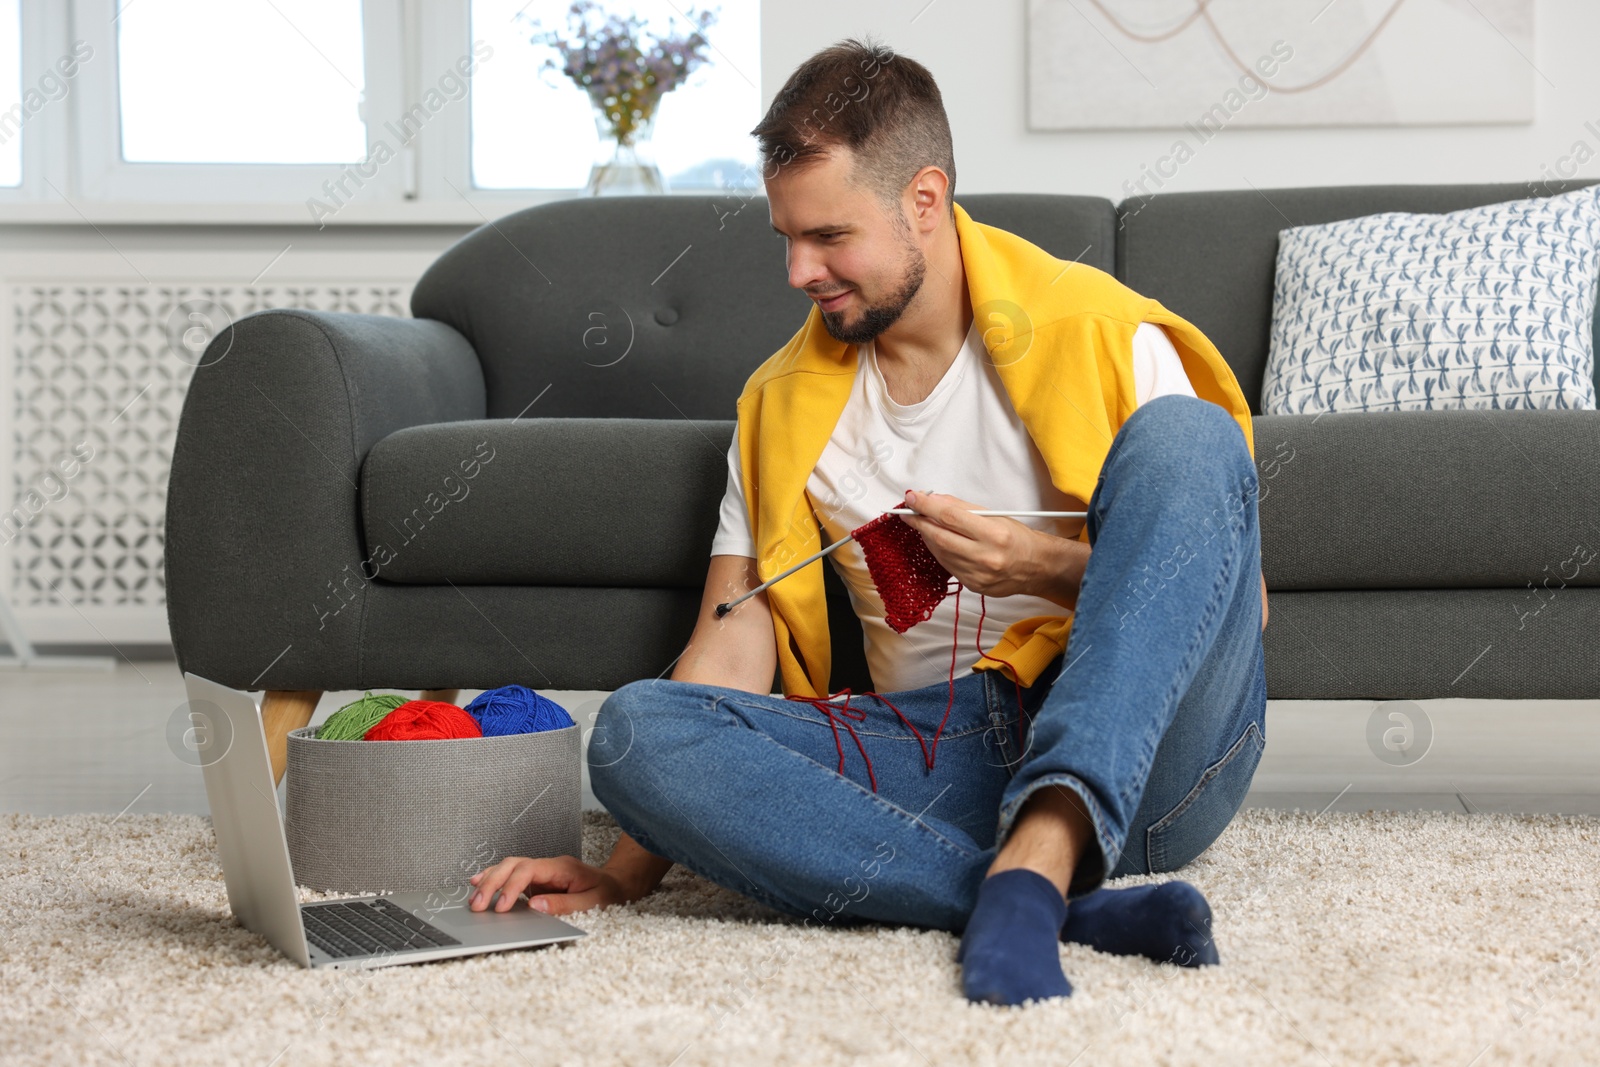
[3,806,1599,1066]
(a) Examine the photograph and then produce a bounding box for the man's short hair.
[751,37,956,219]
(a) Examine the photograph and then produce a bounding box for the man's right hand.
[467,854,651,917]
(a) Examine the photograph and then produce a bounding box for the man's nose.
[787,246,827,292]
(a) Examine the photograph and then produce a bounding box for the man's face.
[766,147,926,345]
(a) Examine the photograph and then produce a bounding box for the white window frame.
[0,0,71,205]
[411,0,553,215]
[421,1,664,214]
[69,0,409,205]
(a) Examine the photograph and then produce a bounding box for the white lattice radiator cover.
[4,281,413,645]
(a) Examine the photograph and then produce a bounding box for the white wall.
[759,0,1600,199]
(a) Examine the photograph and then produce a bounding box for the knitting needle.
[712,510,1089,618]
[884,509,1087,518]
[714,532,855,618]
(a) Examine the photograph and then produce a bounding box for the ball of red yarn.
[363,699,483,741]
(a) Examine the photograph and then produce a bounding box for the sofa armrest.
[165,310,486,689]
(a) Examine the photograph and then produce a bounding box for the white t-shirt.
[711,319,1197,692]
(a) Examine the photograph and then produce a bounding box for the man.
[469,37,1269,1008]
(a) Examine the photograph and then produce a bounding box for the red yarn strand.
[783,508,1039,791]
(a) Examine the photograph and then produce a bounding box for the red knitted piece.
[783,507,1035,790]
[849,512,959,633]
[365,700,484,741]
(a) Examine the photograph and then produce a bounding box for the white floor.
[3,658,1598,816]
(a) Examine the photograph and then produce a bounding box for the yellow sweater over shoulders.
[735,200,1255,698]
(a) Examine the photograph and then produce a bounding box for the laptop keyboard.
[301,897,462,959]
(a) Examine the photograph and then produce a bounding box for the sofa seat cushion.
[1255,408,1600,590]
[360,418,732,586]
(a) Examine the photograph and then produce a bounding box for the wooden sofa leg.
[262,690,322,786]
[421,689,460,705]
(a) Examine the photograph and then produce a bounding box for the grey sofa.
[165,178,1600,769]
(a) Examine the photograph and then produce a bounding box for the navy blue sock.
[957,868,1072,1006]
[1059,881,1220,967]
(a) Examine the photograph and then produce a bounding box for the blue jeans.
[589,394,1267,932]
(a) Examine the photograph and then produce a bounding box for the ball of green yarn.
[315,692,408,740]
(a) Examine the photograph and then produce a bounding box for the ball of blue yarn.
[464,685,575,737]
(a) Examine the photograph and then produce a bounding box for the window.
[3,1,761,216]
[1,0,23,186]
[116,0,368,165]
[71,0,405,204]
[468,0,760,191]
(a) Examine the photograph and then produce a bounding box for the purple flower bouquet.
[523,0,719,149]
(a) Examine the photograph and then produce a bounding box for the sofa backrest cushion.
[409,193,1117,420]
[1116,179,1600,414]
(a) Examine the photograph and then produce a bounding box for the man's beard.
[818,240,927,345]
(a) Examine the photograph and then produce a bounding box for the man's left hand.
[898,489,1077,602]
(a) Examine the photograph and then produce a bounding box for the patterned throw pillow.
[1261,185,1600,414]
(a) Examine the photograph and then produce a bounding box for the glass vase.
[586,110,667,196]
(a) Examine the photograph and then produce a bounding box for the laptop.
[183,671,588,969]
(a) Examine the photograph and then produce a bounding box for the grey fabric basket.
[284,723,582,893]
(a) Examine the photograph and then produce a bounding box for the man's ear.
[906,165,950,234]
